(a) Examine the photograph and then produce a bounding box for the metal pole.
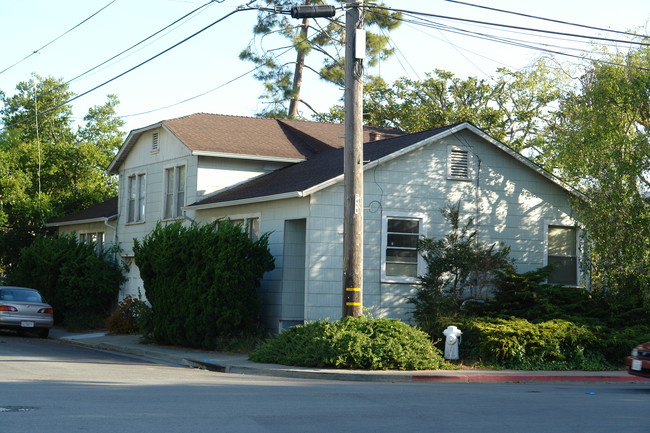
[342,1,364,318]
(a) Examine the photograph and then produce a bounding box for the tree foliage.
[240,0,401,118]
[0,74,124,272]
[8,234,125,330]
[409,204,513,336]
[133,220,275,350]
[320,61,563,154]
[546,46,650,304]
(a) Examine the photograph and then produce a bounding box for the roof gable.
[188,122,581,210]
[108,113,404,174]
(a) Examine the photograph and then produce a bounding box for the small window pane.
[386,248,418,263]
[387,233,419,248]
[548,226,576,256]
[386,263,418,277]
[548,256,577,286]
[388,219,419,233]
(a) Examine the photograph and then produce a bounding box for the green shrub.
[105,296,149,335]
[461,317,611,370]
[133,220,275,350]
[250,316,447,370]
[9,234,125,330]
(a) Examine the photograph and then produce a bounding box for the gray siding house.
[49,113,582,332]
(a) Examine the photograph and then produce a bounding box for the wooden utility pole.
[342,1,365,318]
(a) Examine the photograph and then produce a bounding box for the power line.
[1,6,252,131]
[444,0,647,39]
[42,0,216,97]
[367,5,650,48]
[0,0,118,76]
[395,11,650,71]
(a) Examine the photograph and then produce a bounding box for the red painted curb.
[411,374,643,383]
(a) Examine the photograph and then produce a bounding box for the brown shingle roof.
[189,125,456,208]
[162,113,404,160]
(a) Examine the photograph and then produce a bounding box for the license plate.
[20,321,34,328]
[632,359,642,371]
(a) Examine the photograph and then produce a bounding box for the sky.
[0,0,648,134]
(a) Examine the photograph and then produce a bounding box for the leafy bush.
[9,234,125,330]
[133,220,275,350]
[461,317,609,370]
[250,316,447,370]
[105,296,149,335]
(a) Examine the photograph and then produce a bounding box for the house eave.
[185,191,304,211]
[191,151,305,163]
[45,215,118,228]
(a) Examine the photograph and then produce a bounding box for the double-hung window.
[127,173,146,223]
[547,225,578,286]
[382,214,424,282]
[164,165,186,220]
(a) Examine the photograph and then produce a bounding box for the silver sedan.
[0,286,54,338]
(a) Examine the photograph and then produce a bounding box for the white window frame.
[163,164,187,220]
[381,212,426,283]
[217,214,261,241]
[544,222,580,287]
[126,172,146,224]
[79,232,105,254]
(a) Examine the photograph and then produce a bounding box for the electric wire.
[0,0,118,76]
[54,0,217,91]
[366,5,650,48]
[444,0,646,39]
[0,7,253,131]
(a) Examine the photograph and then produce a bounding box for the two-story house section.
[102,113,404,299]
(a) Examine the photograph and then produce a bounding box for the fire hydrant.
[443,325,462,360]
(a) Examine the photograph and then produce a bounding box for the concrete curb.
[53,331,649,384]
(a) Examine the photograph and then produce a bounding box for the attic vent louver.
[152,132,159,152]
[449,148,469,179]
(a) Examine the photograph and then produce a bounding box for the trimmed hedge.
[133,220,274,350]
[250,316,447,370]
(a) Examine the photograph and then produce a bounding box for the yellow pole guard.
[346,302,361,306]
[345,287,361,291]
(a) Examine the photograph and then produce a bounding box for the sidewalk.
[50,328,646,384]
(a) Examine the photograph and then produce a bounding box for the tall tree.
[0,74,125,271]
[320,61,563,154]
[546,46,650,304]
[240,0,401,118]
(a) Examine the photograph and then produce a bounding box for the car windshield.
[0,288,44,303]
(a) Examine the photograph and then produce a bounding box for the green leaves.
[250,315,446,370]
[0,74,125,272]
[240,1,401,118]
[133,220,275,350]
[8,234,125,329]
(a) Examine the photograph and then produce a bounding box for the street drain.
[0,406,38,413]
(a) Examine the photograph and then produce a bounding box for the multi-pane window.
[164,165,186,220]
[127,173,146,223]
[230,217,260,241]
[383,216,422,281]
[547,225,578,286]
[79,232,104,254]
